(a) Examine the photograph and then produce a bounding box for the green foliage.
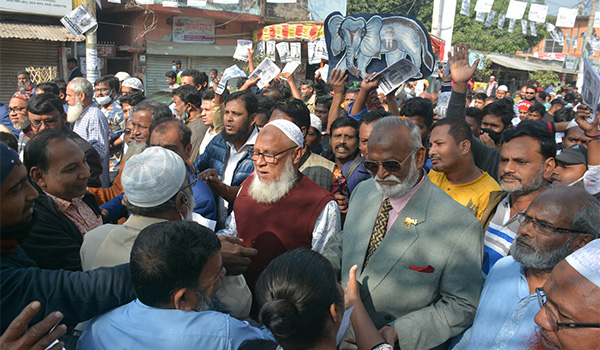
[529,70,561,87]
[472,57,493,81]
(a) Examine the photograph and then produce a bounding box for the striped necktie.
[363,198,393,269]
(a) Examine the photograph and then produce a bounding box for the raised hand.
[448,44,478,85]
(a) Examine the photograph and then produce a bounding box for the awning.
[0,21,84,42]
[486,53,575,74]
[254,22,324,42]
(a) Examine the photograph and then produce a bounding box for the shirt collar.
[228,126,259,151]
[384,169,426,209]
[45,191,84,211]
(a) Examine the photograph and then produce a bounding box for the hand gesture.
[239,76,261,91]
[0,301,67,350]
[360,73,380,92]
[278,72,293,82]
[345,265,360,309]
[575,104,600,134]
[448,44,478,84]
[329,68,348,95]
[219,236,258,275]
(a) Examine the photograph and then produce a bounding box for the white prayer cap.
[490,75,495,79]
[122,77,144,91]
[115,72,131,82]
[310,114,322,134]
[121,147,186,208]
[264,119,304,148]
[498,85,508,92]
[565,239,600,288]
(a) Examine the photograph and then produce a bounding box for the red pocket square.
[410,265,434,273]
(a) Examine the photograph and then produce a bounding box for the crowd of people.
[0,43,599,350]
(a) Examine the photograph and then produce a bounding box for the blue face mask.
[565,103,573,108]
[172,65,177,71]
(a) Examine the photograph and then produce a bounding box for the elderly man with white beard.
[218,119,340,293]
[66,77,110,187]
[323,117,483,350]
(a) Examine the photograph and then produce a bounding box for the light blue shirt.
[77,299,274,350]
[453,256,541,350]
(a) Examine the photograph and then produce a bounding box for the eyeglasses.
[249,146,296,164]
[516,212,586,235]
[8,107,26,114]
[363,150,415,174]
[535,288,600,331]
[30,118,59,128]
[181,174,199,192]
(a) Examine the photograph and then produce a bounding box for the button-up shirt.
[46,192,102,235]
[72,102,110,187]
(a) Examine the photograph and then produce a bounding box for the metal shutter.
[145,54,189,95]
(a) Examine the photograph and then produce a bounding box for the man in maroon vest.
[219,119,340,291]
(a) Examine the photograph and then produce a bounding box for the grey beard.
[18,82,29,91]
[373,157,420,198]
[248,157,296,204]
[510,234,577,272]
[13,118,31,130]
[194,288,218,312]
[500,166,545,196]
[67,97,84,123]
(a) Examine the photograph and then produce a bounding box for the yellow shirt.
[428,170,501,220]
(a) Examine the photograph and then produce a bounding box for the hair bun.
[259,299,299,338]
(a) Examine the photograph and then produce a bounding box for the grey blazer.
[323,176,484,350]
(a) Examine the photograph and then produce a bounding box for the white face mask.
[95,93,112,106]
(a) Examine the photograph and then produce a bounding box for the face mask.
[480,128,502,144]
[565,103,573,109]
[95,94,112,106]
[172,65,177,71]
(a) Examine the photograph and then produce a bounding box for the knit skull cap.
[310,114,322,134]
[264,119,304,148]
[115,72,130,82]
[498,85,508,92]
[122,77,144,91]
[565,239,600,288]
[0,143,21,185]
[121,147,186,208]
[12,90,33,101]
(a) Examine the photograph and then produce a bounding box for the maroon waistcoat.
[234,173,335,290]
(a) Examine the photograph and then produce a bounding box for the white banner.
[290,42,301,63]
[2,0,71,16]
[187,0,207,6]
[475,11,486,22]
[497,13,506,29]
[521,19,528,35]
[163,0,178,7]
[212,0,238,3]
[556,7,577,28]
[460,0,471,16]
[595,12,600,28]
[508,18,516,33]
[506,0,527,20]
[276,42,290,63]
[474,0,494,13]
[528,4,548,23]
[266,41,276,61]
[135,0,153,4]
[484,10,496,27]
[529,21,537,36]
[233,40,253,62]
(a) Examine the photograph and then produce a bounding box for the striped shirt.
[72,103,110,187]
[483,195,521,276]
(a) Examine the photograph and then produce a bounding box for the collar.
[228,126,259,151]
[123,215,168,231]
[45,191,84,211]
[384,169,426,208]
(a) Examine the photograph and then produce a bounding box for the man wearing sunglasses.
[533,239,600,350]
[324,117,483,350]
[453,186,599,349]
[26,93,103,188]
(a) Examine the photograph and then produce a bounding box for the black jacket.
[67,130,103,188]
[68,67,83,82]
[20,183,102,271]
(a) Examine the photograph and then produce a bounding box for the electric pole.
[83,0,99,83]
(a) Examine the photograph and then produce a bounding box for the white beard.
[13,118,31,130]
[373,159,420,198]
[67,97,84,123]
[248,158,296,204]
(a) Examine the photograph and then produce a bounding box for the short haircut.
[262,87,284,101]
[431,118,472,144]
[27,93,63,115]
[569,187,600,237]
[0,131,18,152]
[51,78,67,95]
[300,79,314,89]
[553,107,575,122]
[180,69,207,88]
[23,130,68,172]
[69,77,94,98]
[256,94,276,111]
[129,221,221,307]
[400,97,434,128]
[130,99,174,129]
[316,95,333,109]
[482,100,514,128]
[525,85,536,91]
[17,70,30,77]
[330,116,359,136]
[67,58,78,65]
[119,92,146,107]
[225,90,258,116]
[537,91,548,100]
[465,107,484,125]
[502,120,556,160]
[271,98,310,131]
[371,116,423,151]
[563,93,576,103]
[529,102,546,116]
[150,119,192,148]
[209,69,218,75]
[474,92,488,101]
[35,82,59,96]
[361,109,389,125]
[94,75,116,91]
[486,96,498,103]
[172,60,182,66]
[173,85,202,108]
[346,87,360,96]
[165,70,177,79]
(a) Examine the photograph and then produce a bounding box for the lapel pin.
[403,217,418,228]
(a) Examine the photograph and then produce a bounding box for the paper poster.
[474,0,494,13]
[594,12,600,28]
[497,13,506,29]
[233,40,253,62]
[572,35,578,48]
[60,5,97,37]
[324,12,436,81]
[308,41,320,64]
[582,58,600,123]
[508,18,516,33]
[212,0,238,3]
[506,0,527,20]
[566,34,572,47]
[528,4,548,23]
[372,58,420,96]
[216,65,246,94]
[316,64,329,82]
[248,58,281,89]
[172,17,214,43]
[485,10,496,27]
[436,92,451,118]
[290,42,301,63]
[316,37,328,60]
[85,48,99,83]
[187,0,207,6]
[530,21,537,36]
[256,41,265,56]
[475,11,486,22]
[556,7,577,28]
[135,0,153,4]
[460,0,471,16]
[266,0,295,3]
[521,19,528,35]
[266,41,276,61]
[276,42,290,63]
[163,0,178,7]
[107,0,120,3]
[281,61,301,75]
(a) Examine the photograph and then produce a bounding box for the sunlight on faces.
[8,98,30,130]
[66,95,84,123]
[499,137,549,195]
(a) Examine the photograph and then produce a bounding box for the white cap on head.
[310,114,322,134]
[122,147,187,208]
[115,72,131,82]
[498,85,508,92]
[565,239,600,288]
[490,75,495,79]
[122,77,144,92]
[264,119,304,148]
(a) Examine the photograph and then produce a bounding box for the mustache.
[500,173,522,182]
[515,235,535,250]
[335,144,349,150]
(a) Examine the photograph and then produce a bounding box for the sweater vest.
[234,173,334,289]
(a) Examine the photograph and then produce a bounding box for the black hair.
[553,107,575,122]
[525,85,536,92]
[27,93,63,115]
[330,116,359,136]
[181,69,207,89]
[51,78,67,95]
[172,59,182,66]
[150,119,192,148]
[201,89,215,101]
[482,100,514,129]
[165,70,177,79]
[400,97,434,128]
[361,109,389,125]
[537,91,548,100]
[173,85,202,108]
[256,94,276,111]
[563,93,576,103]
[262,87,285,102]
[300,80,314,89]
[210,68,218,75]
[529,102,546,116]
[0,132,18,152]
[94,75,116,91]
[271,98,310,132]
[119,91,146,107]
[66,58,78,65]
[35,82,60,96]
[237,340,278,350]
[465,107,484,125]
[485,96,498,103]
[346,87,360,96]
[474,92,488,101]
[257,249,343,350]
[130,221,221,307]
[17,70,30,77]
[23,130,69,172]
[316,95,333,109]
[225,90,258,116]
[431,118,472,144]
[502,120,556,160]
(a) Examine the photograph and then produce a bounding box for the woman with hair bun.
[255,249,392,350]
